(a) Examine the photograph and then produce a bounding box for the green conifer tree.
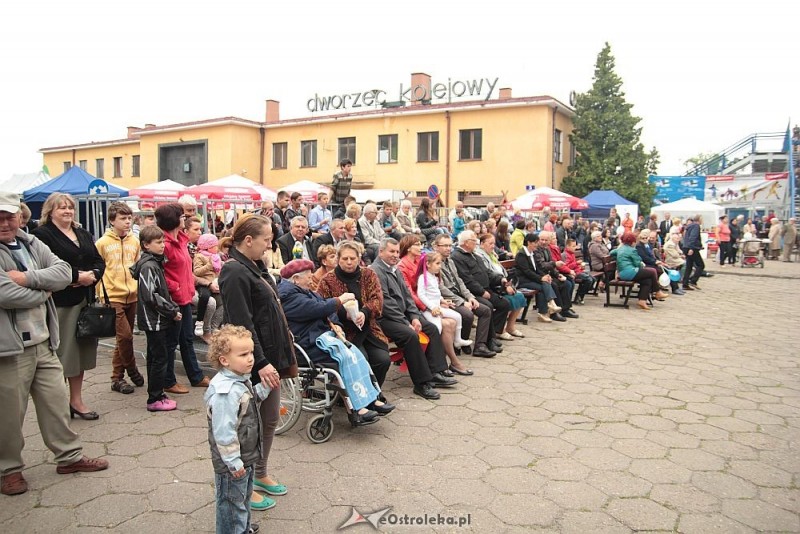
[562,43,657,213]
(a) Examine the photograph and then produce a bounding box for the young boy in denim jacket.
[204,325,268,534]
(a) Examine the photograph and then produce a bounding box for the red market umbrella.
[511,187,588,211]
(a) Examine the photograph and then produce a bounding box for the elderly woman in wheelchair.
[277,260,395,430]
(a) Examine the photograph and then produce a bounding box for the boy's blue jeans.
[215,465,254,534]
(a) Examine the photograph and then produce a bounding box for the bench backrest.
[499,259,519,285]
[601,255,617,276]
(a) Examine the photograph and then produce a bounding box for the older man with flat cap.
[0,192,109,496]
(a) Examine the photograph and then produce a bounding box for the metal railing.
[684,131,787,176]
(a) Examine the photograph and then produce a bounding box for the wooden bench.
[589,270,604,296]
[500,259,538,324]
[600,256,637,308]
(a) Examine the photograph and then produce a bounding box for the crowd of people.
[3,178,797,532]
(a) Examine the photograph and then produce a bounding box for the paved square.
[3,261,799,533]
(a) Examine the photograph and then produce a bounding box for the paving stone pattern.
[3,260,800,533]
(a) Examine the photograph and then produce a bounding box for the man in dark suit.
[449,230,507,353]
[277,216,313,264]
[370,238,455,400]
[658,212,672,241]
[515,233,565,323]
[532,233,574,321]
[311,219,346,267]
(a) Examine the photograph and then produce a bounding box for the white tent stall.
[650,197,724,229]
[0,171,51,194]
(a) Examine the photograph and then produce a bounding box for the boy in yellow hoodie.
[95,202,142,394]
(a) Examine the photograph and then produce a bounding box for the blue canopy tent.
[23,166,128,237]
[23,166,127,203]
[581,190,636,219]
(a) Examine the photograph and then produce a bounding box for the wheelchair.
[275,342,380,444]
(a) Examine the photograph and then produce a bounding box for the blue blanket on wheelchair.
[316,332,379,411]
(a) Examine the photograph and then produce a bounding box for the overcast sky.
[1,0,797,185]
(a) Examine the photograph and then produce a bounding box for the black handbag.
[76,279,116,339]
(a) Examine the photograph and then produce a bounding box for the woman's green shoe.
[250,494,276,510]
[253,479,287,496]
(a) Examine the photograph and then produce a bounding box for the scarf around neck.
[335,265,362,301]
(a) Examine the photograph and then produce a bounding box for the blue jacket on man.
[683,221,702,251]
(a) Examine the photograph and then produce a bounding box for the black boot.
[348,410,379,427]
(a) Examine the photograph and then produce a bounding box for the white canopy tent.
[0,171,51,194]
[130,179,187,193]
[209,174,277,201]
[650,197,724,228]
[350,189,404,204]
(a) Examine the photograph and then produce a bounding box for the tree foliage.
[683,151,722,175]
[561,43,657,213]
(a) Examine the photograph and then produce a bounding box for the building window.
[272,142,287,169]
[569,140,576,167]
[554,129,563,163]
[415,191,428,198]
[378,134,398,164]
[113,157,123,178]
[338,137,356,165]
[132,155,140,177]
[79,160,87,171]
[96,159,104,178]
[459,129,482,160]
[63,162,72,173]
[457,190,482,201]
[417,132,439,162]
[300,140,317,168]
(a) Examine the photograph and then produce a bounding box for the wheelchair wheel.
[275,378,303,435]
[306,414,334,444]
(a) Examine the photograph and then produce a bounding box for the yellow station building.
[40,73,575,206]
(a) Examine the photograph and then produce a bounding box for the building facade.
[40,73,574,206]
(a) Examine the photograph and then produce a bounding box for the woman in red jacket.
[155,203,207,393]
[397,234,462,377]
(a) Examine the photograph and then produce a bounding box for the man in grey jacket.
[358,203,383,262]
[0,192,109,496]
[432,233,496,357]
[370,238,455,400]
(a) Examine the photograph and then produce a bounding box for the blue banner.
[649,175,706,205]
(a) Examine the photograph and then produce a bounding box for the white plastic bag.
[658,271,671,289]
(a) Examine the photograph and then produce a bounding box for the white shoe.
[454,338,473,348]
[547,300,562,314]
[194,321,204,337]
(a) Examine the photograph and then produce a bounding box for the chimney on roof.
[265,100,280,123]
[499,88,512,100]
[410,72,432,104]
[144,123,156,129]
[127,126,142,138]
